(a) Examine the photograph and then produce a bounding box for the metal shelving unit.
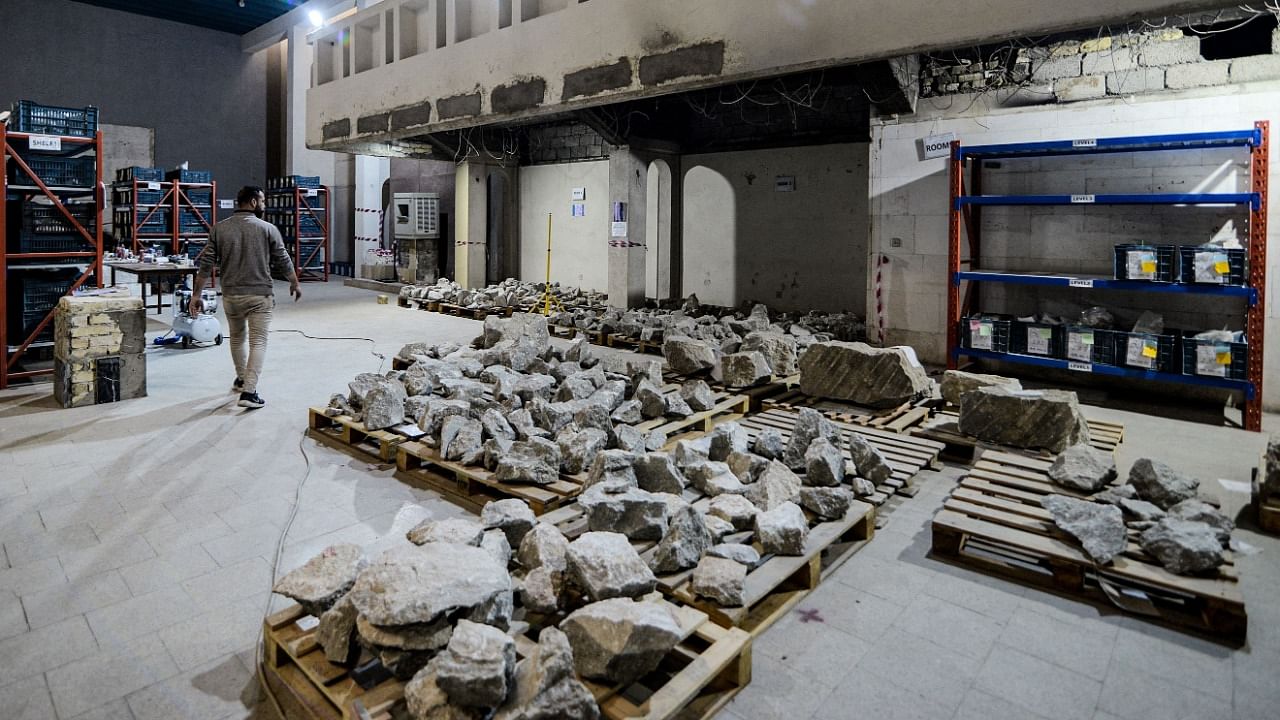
[266,181,329,282]
[112,175,217,258]
[947,124,1268,432]
[1,111,105,389]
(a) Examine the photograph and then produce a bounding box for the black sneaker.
[238,392,265,409]
[232,377,244,392]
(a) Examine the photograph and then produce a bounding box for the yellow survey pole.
[540,213,564,315]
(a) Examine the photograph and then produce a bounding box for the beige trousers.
[223,295,274,394]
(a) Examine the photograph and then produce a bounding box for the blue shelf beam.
[958,129,1263,159]
[955,348,1256,399]
[955,193,1260,210]
[955,271,1257,304]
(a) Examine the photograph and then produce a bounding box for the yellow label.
[1140,260,1157,273]
[1217,350,1232,365]
[1142,343,1158,359]
[1214,260,1230,274]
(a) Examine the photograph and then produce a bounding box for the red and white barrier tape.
[875,253,889,344]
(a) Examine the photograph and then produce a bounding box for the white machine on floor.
[156,285,222,348]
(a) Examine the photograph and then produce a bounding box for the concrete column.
[608,148,648,308]
[353,155,390,276]
[454,161,488,288]
[286,24,333,180]
[651,154,682,301]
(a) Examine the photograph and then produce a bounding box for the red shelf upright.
[1,122,105,389]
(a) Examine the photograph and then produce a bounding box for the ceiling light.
[308,10,325,27]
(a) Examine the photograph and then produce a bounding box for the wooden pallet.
[396,439,585,515]
[261,605,402,720]
[261,599,751,720]
[396,295,441,313]
[541,497,874,638]
[636,390,752,439]
[737,408,945,506]
[550,323,580,339]
[605,332,663,356]
[436,302,515,320]
[931,450,1247,644]
[663,373,799,414]
[912,408,1125,463]
[308,408,409,463]
[762,390,934,434]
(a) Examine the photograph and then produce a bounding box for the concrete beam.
[242,0,353,54]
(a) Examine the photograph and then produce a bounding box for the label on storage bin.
[219,200,234,210]
[1066,331,1094,362]
[1068,278,1094,288]
[1027,327,1053,355]
[1068,361,1093,372]
[1072,138,1098,148]
[1127,251,1157,281]
[304,188,319,197]
[1126,337,1157,369]
[1192,251,1230,283]
[1196,345,1229,377]
[969,320,993,350]
[29,135,61,151]
[1070,194,1096,204]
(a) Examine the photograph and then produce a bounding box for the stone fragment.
[665,393,694,418]
[707,543,761,568]
[755,502,809,555]
[517,523,570,572]
[644,429,668,452]
[726,450,769,483]
[347,372,389,408]
[495,442,560,485]
[681,380,716,412]
[1048,444,1118,493]
[565,532,658,600]
[407,517,486,547]
[707,494,758,530]
[1140,519,1225,574]
[420,398,472,438]
[493,627,599,720]
[1168,499,1234,545]
[691,556,747,606]
[610,424,644,454]
[555,375,596,403]
[317,592,360,665]
[853,478,875,497]
[1263,433,1280,497]
[847,433,893,485]
[958,386,1090,454]
[783,408,843,470]
[584,449,638,488]
[610,399,643,424]
[579,484,669,541]
[804,437,845,487]
[719,351,772,387]
[672,438,712,468]
[482,499,537,547]
[940,369,1022,407]
[560,598,683,684]
[709,422,751,461]
[442,416,486,465]
[799,342,933,408]
[1128,458,1200,510]
[273,544,367,615]
[634,379,668,419]
[481,408,517,442]
[1118,498,1166,522]
[557,427,609,475]
[405,658,484,720]
[752,429,785,460]
[650,504,713,574]
[686,461,746,497]
[740,331,798,376]
[350,544,511,626]
[633,453,686,494]
[520,567,567,614]
[482,530,513,569]
[357,614,455,651]
[747,461,803,510]
[364,381,408,431]
[702,515,735,541]
[436,619,517,709]
[1095,484,1139,505]
[1040,495,1126,564]
[442,377,486,401]
[663,335,717,375]
[482,437,515,471]
[799,486,855,520]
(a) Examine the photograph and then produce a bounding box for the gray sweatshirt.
[198,211,295,296]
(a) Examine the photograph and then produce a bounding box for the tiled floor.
[0,280,1276,720]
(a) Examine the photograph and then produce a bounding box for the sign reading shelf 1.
[29,135,61,151]
[922,132,956,160]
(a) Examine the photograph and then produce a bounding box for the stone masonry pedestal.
[53,291,146,408]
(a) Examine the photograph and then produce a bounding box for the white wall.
[518,161,610,292]
[682,144,869,314]
[869,82,1280,409]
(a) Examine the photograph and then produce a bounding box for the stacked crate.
[266,176,328,281]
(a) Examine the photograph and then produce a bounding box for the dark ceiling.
[68,0,302,35]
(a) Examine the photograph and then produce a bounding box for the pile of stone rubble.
[400,277,608,312]
[1035,445,1235,576]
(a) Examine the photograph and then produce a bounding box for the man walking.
[193,185,300,409]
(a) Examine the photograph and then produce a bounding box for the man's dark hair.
[237,186,265,206]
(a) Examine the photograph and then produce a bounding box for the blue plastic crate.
[269,175,321,190]
[12,101,99,138]
[166,169,213,183]
[183,189,213,206]
[1181,336,1247,380]
[1178,246,1246,286]
[116,166,164,183]
[113,187,166,206]
[9,156,96,188]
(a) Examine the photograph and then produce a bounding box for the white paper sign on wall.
[922,132,956,160]
[775,176,795,192]
[219,199,234,210]
[610,222,628,238]
[572,187,586,201]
